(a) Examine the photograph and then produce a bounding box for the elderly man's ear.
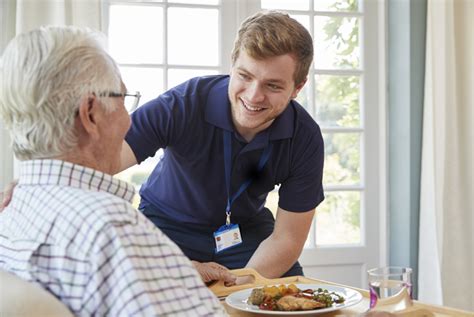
[76,94,103,141]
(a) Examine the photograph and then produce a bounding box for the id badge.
[213,223,243,253]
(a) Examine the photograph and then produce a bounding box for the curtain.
[418,0,473,311]
[15,0,102,33]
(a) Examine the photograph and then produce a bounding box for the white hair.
[0,25,122,160]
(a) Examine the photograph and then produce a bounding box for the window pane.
[266,188,314,248]
[168,69,218,89]
[316,191,361,245]
[118,154,162,189]
[314,16,359,69]
[290,14,310,32]
[261,0,309,11]
[116,153,163,209]
[315,75,360,127]
[323,132,360,186]
[168,8,218,66]
[314,0,359,12]
[120,67,164,107]
[304,221,316,248]
[169,0,219,4]
[265,190,278,216]
[295,85,310,113]
[109,5,163,64]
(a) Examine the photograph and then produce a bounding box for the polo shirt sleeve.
[125,88,189,164]
[278,125,325,212]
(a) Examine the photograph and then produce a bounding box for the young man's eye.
[268,84,282,91]
[239,73,250,80]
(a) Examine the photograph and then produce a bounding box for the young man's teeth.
[244,102,263,111]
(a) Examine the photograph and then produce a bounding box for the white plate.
[225,283,363,315]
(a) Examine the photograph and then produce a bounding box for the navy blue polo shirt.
[125,75,324,229]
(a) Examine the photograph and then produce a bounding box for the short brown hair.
[231,10,313,85]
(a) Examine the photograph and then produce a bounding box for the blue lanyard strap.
[223,130,273,224]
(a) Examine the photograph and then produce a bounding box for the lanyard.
[223,130,273,225]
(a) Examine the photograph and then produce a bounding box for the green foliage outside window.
[315,0,362,242]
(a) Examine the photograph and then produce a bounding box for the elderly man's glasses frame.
[100,91,141,113]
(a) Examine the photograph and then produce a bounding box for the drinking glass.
[367,267,412,310]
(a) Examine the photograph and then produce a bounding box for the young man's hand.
[0,179,18,212]
[192,261,236,284]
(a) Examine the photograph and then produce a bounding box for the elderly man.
[0,26,228,316]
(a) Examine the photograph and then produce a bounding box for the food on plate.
[276,295,326,311]
[247,284,345,311]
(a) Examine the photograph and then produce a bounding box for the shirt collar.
[204,76,295,141]
[18,159,135,203]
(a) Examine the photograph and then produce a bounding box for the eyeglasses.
[100,91,141,113]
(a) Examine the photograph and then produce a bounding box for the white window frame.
[102,0,250,91]
[295,0,387,288]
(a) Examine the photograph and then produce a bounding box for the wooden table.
[210,269,473,317]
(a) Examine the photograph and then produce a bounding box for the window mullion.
[163,3,168,89]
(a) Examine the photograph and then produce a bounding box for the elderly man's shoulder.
[52,187,156,251]
[64,187,140,227]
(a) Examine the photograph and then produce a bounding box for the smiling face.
[228,51,306,142]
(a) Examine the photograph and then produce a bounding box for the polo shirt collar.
[205,76,233,131]
[204,76,295,142]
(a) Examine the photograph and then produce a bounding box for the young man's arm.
[245,207,315,278]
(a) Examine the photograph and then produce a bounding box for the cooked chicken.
[276,295,326,311]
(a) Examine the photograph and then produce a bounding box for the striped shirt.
[0,160,227,316]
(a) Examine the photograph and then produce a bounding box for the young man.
[0,26,227,316]
[120,10,325,279]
